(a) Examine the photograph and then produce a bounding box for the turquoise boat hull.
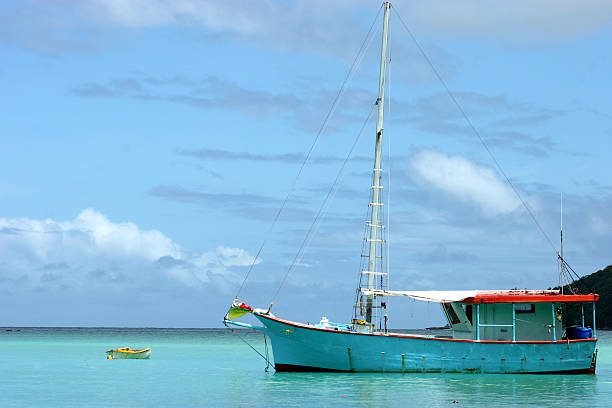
[254,314,597,374]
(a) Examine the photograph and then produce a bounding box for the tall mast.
[365,1,391,325]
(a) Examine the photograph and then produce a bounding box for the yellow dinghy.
[106,347,151,359]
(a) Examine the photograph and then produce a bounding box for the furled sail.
[359,290,478,303]
[359,289,561,303]
[226,300,253,320]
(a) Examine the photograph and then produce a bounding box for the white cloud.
[291,262,312,268]
[208,246,261,267]
[410,150,521,216]
[407,0,612,42]
[0,209,258,289]
[70,208,182,261]
[94,0,260,31]
[2,0,366,57]
[92,0,612,42]
[5,0,610,56]
[90,0,382,60]
[92,0,612,45]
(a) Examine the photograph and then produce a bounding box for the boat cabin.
[362,289,599,341]
[442,290,599,341]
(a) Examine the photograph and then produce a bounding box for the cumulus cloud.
[410,150,522,216]
[0,209,259,290]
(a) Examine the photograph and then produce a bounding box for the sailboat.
[224,2,599,374]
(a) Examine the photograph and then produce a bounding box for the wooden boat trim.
[106,347,151,354]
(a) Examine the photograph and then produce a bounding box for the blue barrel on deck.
[573,327,592,339]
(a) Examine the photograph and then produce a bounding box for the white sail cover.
[360,289,560,303]
[360,289,477,302]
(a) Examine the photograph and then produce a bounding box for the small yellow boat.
[106,347,151,359]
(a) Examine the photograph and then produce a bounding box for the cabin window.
[443,303,460,324]
[515,303,535,314]
[463,304,473,325]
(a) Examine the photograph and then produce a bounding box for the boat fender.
[107,355,113,359]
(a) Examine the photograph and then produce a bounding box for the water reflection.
[255,370,602,406]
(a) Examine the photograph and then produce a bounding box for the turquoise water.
[2,328,611,407]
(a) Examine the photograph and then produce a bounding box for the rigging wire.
[563,258,594,294]
[392,6,559,257]
[231,329,271,369]
[232,4,383,301]
[386,11,392,312]
[271,103,378,305]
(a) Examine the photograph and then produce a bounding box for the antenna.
[560,192,564,295]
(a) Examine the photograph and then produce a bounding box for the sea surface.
[1,327,611,407]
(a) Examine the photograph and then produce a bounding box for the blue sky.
[1,0,611,328]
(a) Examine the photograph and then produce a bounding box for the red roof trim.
[462,294,599,303]
[254,313,598,344]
